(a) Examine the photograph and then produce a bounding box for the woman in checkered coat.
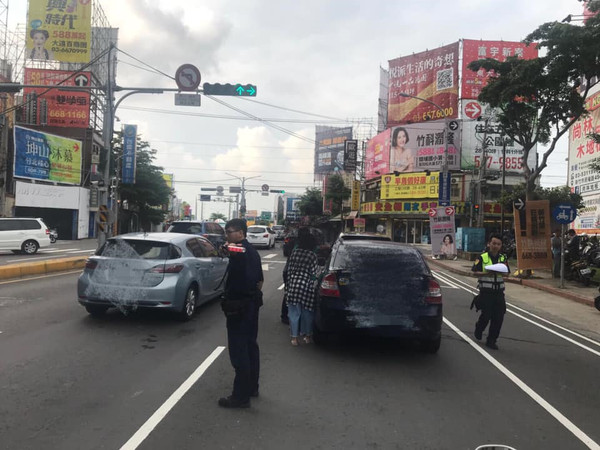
[284,227,319,345]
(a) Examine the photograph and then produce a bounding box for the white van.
[0,218,52,254]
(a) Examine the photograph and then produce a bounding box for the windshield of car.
[168,222,202,234]
[331,243,428,276]
[97,239,175,260]
[247,226,266,233]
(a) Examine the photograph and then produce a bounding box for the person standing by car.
[284,227,319,345]
[472,233,510,350]
[219,219,263,408]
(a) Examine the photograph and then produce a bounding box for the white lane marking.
[278,283,285,291]
[263,253,277,259]
[41,248,79,253]
[443,317,600,449]
[262,263,269,272]
[0,270,82,285]
[266,260,286,264]
[437,269,600,352]
[432,272,462,289]
[66,250,96,254]
[120,346,225,450]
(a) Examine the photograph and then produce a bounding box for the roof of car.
[341,239,415,250]
[110,232,211,244]
[338,232,392,241]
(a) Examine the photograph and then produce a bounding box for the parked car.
[0,217,52,254]
[166,220,226,249]
[283,227,331,264]
[247,225,276,249]
[314,240,442,352]
[272,225,285,240]
[336,232,392,242]
[77,232,228,321]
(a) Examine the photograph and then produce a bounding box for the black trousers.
[226,301,260,401]
[475,291,506,344]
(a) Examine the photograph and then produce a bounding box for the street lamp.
[225,173,261,218]
[397,92,450,205]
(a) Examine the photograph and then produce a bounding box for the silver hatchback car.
[77,232,228,321]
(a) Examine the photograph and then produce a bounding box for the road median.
[0,256,88,281]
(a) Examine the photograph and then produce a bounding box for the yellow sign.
[162,173,174,189]
[351,180,360,211]
[26,0,92,63]
[380,172,439,199]
[514,200,552,271]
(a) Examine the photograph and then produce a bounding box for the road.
[1,243,599,449]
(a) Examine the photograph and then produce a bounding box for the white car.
[0,217,52,254]
[247,225,276,249]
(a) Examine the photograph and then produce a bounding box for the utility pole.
[226,173,261,218]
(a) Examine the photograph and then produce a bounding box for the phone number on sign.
[474,155,523,170]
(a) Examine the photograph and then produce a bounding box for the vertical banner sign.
[14,125,82,184]
[429,207,456,257]
[351,180,361,211]
[514,200,553,270]
[388,42,459,127]
[365,128,391,180]
[344,139,358,171]
[23,68,91,128]
[122,125,137,184]
[26,0,92,63]
[322,175,333,215]
[438,172,451,206]
[461,40,538,100]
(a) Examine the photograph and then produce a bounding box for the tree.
[298,187,323,217]
[210,212,227,221]
[114,133,171,230]
[499,184,584,213]
[468,3,600,199]
[325,174,351,217]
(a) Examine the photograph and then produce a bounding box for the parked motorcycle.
[564,249,594,286]
[595,293,600,312]
[49,228,58,243]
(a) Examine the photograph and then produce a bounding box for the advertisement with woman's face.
[389,127,415,173]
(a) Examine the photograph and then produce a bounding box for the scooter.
[564,249,593,286]
[49,228,58,243]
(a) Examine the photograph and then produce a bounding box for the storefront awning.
[345,211,359,220]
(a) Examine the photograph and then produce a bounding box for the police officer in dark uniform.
[472,233,509,350]
[218,219,263,408]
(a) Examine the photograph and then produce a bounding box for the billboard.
[23,68,91,128]
[388,42,459,127]
[365,128,391,180]
[122,125,137,184]
[429,207,456,257]
[381,172,440,200]
[460,120,537,173]
[314,126,353,174]
[14,126,82,185]
[286,197,301,220]
[26,0,92,63]
[569,87,600,230]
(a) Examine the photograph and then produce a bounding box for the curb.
[428,258,594,308]
[0,256,88,281]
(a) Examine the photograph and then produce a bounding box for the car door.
[1,220,23,250]
[185,238,212,301]
[198,238,228,296]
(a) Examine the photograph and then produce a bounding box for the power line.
[238,97,347,121]
[151,139,313,150]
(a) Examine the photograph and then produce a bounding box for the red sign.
[428,208,437,217]
[388,42,459,126]
[23,68,91,128]
[464,101,482,120]
[461,40,538,100]
[354,218,366,228]
[445,206,455,216]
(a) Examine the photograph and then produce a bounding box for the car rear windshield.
[332,244,428,275]
[168,222,202,234]
[98,239,178,260]
[247,226,265,233]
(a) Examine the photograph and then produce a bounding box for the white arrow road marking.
[262,263,269,272]
[263,253,277,259]
[120,346,225,450]
[278,283,285,290]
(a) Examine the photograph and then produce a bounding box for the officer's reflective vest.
[478,252,507,291]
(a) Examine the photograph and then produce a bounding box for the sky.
[10,0,586,220]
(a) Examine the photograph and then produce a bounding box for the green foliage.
[325,174,351,216]
[298,187,323,216]
[499,183,583,213]
[210,212,227,221]
[467,12,600,197]
[113,132,171,229]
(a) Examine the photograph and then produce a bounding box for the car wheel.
[85,305,109,317]
[420,336,441,354]
[21,240,39,255]
[178,285,197,321]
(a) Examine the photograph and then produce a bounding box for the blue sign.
[553,203,577,224]
[122,124,137,184]
[438,172,451,206]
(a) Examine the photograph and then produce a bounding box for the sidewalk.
[413,244,598,308]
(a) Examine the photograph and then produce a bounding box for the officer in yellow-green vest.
[471,233,510,350]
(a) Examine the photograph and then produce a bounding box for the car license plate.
[249,235,256,239]
[580,268,591,275]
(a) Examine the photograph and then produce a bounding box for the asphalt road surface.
[1,244,599,450]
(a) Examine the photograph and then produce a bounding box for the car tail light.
[85,259,98,270]
[425,279,442,304]
[319,273,340,297]
[263,234,269,238]
[45,229,50,235]
[150,264,184,273]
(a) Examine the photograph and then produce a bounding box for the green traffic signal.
[203,83,257,96]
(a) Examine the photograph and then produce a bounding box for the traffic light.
[270,189,285,194]
[473,203,480,212]
[203,83,257,96]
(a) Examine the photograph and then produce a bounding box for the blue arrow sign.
[552,203,577,224]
